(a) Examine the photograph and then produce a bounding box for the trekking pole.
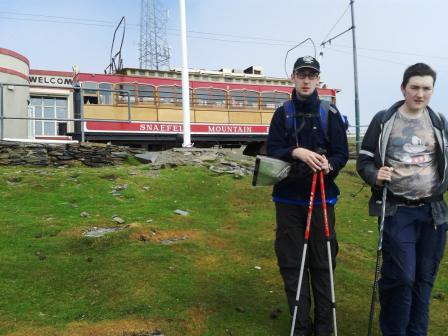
[319,170,338,336]
[367,183,388,336]
[290,172,318,336]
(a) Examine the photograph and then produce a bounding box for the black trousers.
[275,202,338,336]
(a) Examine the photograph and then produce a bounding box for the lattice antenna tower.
[139,0,170,70]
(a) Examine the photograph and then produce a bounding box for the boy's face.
[401,75,434,112]
[291,68,320,98]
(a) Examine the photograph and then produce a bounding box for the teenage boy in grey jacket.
[357,63,448,336]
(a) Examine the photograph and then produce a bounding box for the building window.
[30,96,68,136]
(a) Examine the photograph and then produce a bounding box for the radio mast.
[139,0,170,70]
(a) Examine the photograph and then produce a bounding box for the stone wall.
[0,141,143,167]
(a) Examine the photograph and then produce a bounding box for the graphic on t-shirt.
[385,112,438,199]
[402,135,430,164]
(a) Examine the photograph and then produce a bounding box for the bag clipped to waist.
[252,155,291,186]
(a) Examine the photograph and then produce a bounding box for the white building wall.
[0,54,29,76]
[0,48,30,139]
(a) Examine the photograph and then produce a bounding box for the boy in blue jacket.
[267,56,348,336]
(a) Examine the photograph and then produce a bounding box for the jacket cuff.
[288,146,297,161]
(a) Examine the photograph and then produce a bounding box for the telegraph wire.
[167,31,313,48]
[2,11,448,63]
[0,11,301,44]
[329,43,448,61]
[0,10,140,26]
[167,28,299,44]
[0,15,134,29]
[325,46,410,66]
[0,15,307,47]
[321,3,351,45]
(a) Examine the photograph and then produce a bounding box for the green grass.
[0,162,446,335]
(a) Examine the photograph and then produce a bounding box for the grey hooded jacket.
[356,100,448,225]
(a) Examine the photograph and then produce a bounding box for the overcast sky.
[2,0,448,126]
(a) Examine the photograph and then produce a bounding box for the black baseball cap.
[293,56,320,73]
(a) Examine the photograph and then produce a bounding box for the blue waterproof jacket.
[266,89,349,204]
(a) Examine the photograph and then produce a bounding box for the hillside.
[0,159,446,335]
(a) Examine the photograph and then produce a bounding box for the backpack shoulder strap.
[283,100,301,147]
[283,100,295,131]
[319,100,331,139]
[319,100,349,136]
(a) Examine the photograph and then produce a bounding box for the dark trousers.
[379,204,447,336]
[275,202,338,336]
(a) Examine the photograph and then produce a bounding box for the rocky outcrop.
[146,147,254,178]
[0,141,255,177]
[0,141,144,167]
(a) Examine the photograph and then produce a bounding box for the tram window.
[82,82,97,95]
[159,85,175,104]
[138,85,155,103]
[195,88,209,106]
[261,92,274,108]
[99,83,113,105]
[174,86,183,105]
[211,89,226,107]
[230,90,259,109]
[230,90,245,108]
[246,91,259,108]
[319,95,332,102]
[117,84,136,104]
[82,82,98,104]
[85,96,98,104]
[194,88,226,107]
[261,92,290,109]
[159,85,185,105]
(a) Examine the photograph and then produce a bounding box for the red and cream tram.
[78,66,337,148]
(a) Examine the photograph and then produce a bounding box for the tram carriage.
[78,67,338,149]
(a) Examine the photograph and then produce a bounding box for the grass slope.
[0,162,446,335]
